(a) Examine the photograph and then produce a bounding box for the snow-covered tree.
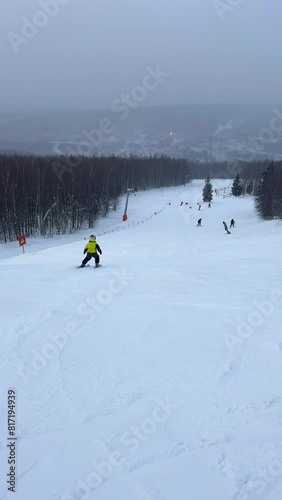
[231,173,243,197]
[202,175,213,202]
[255,161,282,219]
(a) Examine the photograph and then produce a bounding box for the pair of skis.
[77,264,102,269]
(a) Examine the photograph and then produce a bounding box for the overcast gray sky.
[1,0,281,111]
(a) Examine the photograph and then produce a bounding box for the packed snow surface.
[1,180,282,500]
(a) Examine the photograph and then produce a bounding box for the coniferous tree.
[231,173,243,196]
[255,161,277,219]
[246,180,254,195]
[202,175,213,202]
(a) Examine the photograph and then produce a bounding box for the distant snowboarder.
[78,235,102,268]
[223,221,231,234]
[230,219,235,228]
[197,218,202,226]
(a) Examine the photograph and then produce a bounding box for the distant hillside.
[0,103,282,160]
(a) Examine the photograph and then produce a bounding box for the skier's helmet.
[90,234,96,239]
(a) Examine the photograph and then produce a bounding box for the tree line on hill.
[0,154,189,242]
[255,161,282,219]
[0,154,281,242]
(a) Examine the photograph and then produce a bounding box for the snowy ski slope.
[1,180,282,500]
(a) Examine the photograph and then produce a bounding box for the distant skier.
[223,221,231,234]
[230,219,235,228]
[198,204,201,210]
[208,203,211,208]
[180,201,183,206]
[197,218,202,226]
[79,235,102,267]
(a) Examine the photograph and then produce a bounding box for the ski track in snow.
[1,181,282,500]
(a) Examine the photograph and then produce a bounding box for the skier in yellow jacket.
[79,235,102,268]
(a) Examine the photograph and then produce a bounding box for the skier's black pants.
[82,252,100,266]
